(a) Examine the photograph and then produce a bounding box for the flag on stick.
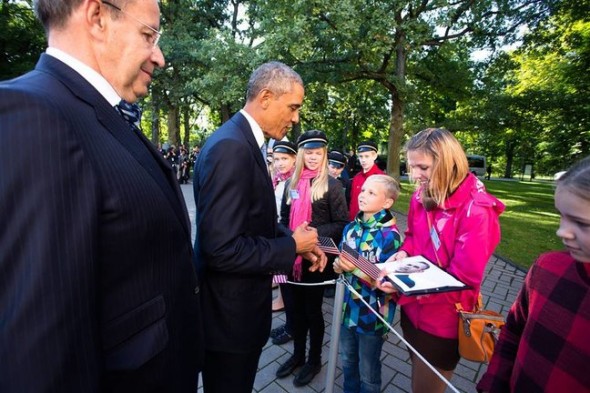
[341,243,382,280]
[318,236,340,255]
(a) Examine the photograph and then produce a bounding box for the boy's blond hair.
[365,174,401,201]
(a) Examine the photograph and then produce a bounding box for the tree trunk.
[182,106,190,147]
[387,91,404,180]
[504,140,514,178]
[167,106,180,147]
[220,103,232,124]
[151,99,160,146]
[386,28,407,180]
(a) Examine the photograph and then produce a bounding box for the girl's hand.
[375,269,398,294]
[384,250,408,263]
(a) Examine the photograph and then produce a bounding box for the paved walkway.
[181,184,526,392]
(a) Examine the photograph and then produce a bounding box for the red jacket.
[398,174,505,338]
[348,164,384,220]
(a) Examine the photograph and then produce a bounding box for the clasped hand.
[292,222,327,273]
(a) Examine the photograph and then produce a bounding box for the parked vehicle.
[376,155,407,176]
[467,154,487,177]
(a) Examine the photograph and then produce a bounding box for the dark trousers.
[281,282,295,333]
[291,284,326,364]
[202,348,262,393]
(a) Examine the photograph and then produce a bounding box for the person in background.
[270,141,297,346]
[477,156,590,393]
[193,62,326,393]
[324,149,351,299]
[329,150,351,194]
[347,148,360,178]
[0,0,203,391]
[348,141,385,220]
[334,174,402,393]
[276,130,348,386]
[376,128,504,393]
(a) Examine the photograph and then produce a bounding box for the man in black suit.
[0,1,202,392]
[193,62,327,393]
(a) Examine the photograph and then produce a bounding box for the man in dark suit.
[0,1,202,392]
[193,62,327,393]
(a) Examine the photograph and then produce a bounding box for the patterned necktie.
[261,141,268,162]
[115,100,142,131]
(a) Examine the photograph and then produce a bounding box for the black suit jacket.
[193,112,296,353]
[0,54,203,392]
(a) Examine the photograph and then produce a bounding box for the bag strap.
[456,293,484,314]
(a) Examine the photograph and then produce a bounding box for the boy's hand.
[334,255,356,272]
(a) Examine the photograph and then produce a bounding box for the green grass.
[392,179,562,270]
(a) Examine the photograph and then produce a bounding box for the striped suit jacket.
[0,54,203,392]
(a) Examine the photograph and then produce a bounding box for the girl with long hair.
[276,130,348,386]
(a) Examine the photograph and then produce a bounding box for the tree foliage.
[0,0,45,80]
[2,0,584,179]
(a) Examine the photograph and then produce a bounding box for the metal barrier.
[284,276,460,392]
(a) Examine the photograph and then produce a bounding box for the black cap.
[328,151,347,167]
[297,130,328,149]
[357,140,378,153]
[272,141,297,155]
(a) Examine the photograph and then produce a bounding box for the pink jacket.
[398,174,505,338]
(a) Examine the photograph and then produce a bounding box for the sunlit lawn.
[392,178,562,270]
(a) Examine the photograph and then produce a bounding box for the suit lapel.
[231,113,273,187]
[230,113,277,221]
[36,55,190,236]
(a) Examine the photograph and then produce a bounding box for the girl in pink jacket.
[379,128,504,393]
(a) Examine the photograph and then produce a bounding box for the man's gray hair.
[34,0,130,32]
[246,61,303,101]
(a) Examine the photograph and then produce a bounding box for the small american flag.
[341,244,382,280]
[272,274,288,284]
[318,237,340,255]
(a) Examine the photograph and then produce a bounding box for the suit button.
[194,286,200,294]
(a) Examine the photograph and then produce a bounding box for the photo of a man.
[392,260,430,274]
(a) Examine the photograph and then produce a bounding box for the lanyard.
[427,211,443,268]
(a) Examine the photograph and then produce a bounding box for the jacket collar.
[34,54,191,236]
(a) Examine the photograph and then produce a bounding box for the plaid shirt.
[340,209,401,336]
[477,251,590,392]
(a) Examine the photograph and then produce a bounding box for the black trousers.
[202,348,262,393]
[291,283,326,364]
[280,282,295,333]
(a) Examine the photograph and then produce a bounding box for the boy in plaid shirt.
[334,175,402,393]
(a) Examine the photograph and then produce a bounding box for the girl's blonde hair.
[405,128,469,207]
[287,147,329,203]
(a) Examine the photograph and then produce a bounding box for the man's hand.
[301,245,327,273]
[292,222,318,254]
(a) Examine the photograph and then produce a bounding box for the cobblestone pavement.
[181,184,526,392]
